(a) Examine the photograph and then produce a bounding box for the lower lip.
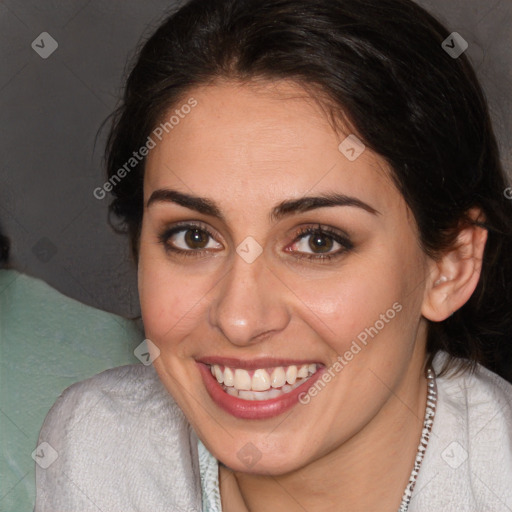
[197,362,325,420]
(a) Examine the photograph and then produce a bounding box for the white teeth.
[238,390,255,400]
[226,387,238,397]
[222,379,306,400]
[253,391,270,401]
[270,367,286,388]
[214,366,224,384]
[234,369,252,390]
[285,365,297,385]
[209,363,319,398]
[252,369,271,391]
[223,367,234,387]
[267,389,282,399]
[297,364,309,378]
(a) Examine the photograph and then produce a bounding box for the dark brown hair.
[103,0,512,381]
[0,231,9,266]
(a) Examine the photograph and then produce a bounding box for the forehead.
[144,80,399,216]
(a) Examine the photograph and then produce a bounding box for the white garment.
[34,352,512,511]
[411,354,512,511]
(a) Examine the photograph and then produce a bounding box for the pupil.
[309,232,332,253]
[186,229,208,249]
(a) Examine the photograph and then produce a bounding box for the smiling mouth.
[209,363,319,401]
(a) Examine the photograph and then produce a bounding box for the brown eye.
[159,224,223,254]
[288,225,354,261]
[308,231,334,253]
[184,228,210,249]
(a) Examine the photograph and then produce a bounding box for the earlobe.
[422,209,488,322]
[422,270,453,322]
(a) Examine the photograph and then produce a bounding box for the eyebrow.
[146,188,380,222]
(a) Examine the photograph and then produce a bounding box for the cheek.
[138,245,227,351]
[296,279,376,334]
[286,253,418,357]
[140,274,205,344]
[137,239,210,345]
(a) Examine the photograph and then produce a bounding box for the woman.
[35,0,512,510]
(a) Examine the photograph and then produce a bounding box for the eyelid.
[159,220,218,238]
[291,224,353,247]
[158,221,223,250]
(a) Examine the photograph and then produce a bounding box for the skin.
[138,79,487,511]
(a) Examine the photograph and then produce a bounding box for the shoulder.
[37,363,191,452]
[43,363,171,412]
[38,364,180,432]
[35,365,203,511]
[411,352,512,512]
[435,352,512,435]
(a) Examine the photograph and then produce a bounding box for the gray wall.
[1,0,511,318]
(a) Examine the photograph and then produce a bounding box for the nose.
[208,250,291,347]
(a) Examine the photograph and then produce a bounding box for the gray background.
[1,0,511,319]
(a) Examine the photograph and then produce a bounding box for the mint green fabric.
[0,269,143,511]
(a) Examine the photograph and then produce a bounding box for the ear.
[422,208,488,322]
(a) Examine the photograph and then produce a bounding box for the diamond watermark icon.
[32,442,59,469]
[31,32,58,59]
[236,236,263,264]
[237,442,262,469]
[441,32,468,59]
[441,441,468,469]
[134,338,160,365]
[338,134,366,161]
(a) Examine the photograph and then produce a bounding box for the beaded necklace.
[397,366,437,511]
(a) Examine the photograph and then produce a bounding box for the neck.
[220,348,429,512]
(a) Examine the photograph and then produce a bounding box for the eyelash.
[291,225,353,261]
[157,222,353,262]
[158,221,217,260]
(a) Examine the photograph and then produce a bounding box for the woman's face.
[139,80,431,474]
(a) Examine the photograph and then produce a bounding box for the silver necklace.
[397,366,438,511]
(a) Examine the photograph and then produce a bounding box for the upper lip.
[197,356,324,369]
